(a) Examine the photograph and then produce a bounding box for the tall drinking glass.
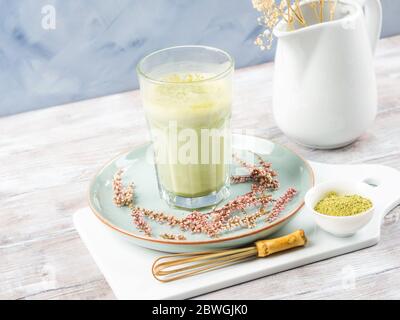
[137,46,233,209]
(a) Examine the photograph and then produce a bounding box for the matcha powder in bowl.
[314,192,373,217]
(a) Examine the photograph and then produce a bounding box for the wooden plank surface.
[0,36,399,300]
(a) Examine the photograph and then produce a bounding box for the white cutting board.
[74,162,400,300]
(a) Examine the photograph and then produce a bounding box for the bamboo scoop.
[152,230,307,282]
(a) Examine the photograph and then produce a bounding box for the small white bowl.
[305,180,375,237]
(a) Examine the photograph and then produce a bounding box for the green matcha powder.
[314,192,373,217]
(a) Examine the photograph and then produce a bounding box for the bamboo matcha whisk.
[152,230,307,282]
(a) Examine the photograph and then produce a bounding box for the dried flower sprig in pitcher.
[252,0,338,50]
[112,153,297,239]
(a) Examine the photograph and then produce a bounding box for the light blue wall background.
[0,0,399,117]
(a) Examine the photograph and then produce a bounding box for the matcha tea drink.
[137,46,233,209]
[144,73,231,197]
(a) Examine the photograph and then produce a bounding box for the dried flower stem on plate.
[267,187,297,222]
[131,208,152,237]
[231,153,279,193]
[112,153,297,239]
[160,233,187,241]
[112,169,134,207]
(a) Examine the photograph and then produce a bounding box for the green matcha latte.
[137,46,234,209]
[142,72,232,198]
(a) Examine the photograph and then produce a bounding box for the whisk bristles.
[152,230,307,283]
[152,247,257,282]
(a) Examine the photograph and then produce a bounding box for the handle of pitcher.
[357,0,383,54]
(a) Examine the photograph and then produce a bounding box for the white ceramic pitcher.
[273,0,382,149]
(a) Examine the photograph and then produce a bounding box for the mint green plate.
[89,134,314,252]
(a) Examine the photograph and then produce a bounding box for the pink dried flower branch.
[130,192,274,238]
[114,153,297,239]
[131,207,152,237]
[112,169,134,207]
[225,207,268,230]
[231,153,279,193]
[267,187,297,222]
[160,233,187,241]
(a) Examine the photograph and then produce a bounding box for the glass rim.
[136,45,234,85]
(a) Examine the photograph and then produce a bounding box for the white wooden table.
[1,36,399,300]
